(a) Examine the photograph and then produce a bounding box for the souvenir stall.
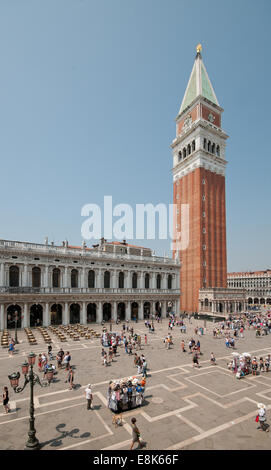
[102,331,121,347]
[227,352,251,379]
[107,376,146,413]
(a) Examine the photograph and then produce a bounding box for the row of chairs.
[36,327,52,344]
[1,330,9,347]
[48,326,67,342]
[24,328,38,345]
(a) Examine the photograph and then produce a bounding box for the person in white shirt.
[85,384,93,410]
[257,403,269,432]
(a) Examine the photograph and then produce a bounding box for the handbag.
[255,415,259,422]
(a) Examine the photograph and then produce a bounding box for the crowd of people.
[2,307,271,445]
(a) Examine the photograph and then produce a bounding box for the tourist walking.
[192,351,199,368]
[256,403,269,432]
[2,386,10,413]
[210,352,216,365]
[129,417,145,450]
[85,384,93,410]
[8,341,15,356]
[63,351,71,370]
[67,366,75,390]
[181,339,186,352]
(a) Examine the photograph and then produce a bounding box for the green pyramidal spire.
[179,45,219,115]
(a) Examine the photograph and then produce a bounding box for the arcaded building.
[0,237,180,329]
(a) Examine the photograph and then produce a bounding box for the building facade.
[0,238,180,330]
[198,287,248,316]
[172,45,228,313]
[227,270,271,305]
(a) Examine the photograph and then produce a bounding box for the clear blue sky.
[0,0,270,272]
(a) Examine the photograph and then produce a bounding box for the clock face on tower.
[208,113,215,123]
[183,114,192,131]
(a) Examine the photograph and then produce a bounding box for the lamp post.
[14,310,19,344]
[8,352,54,450]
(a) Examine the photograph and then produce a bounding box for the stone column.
[23,303,28,328]
[23,264,28,287]
[64,302,69,325]
[126,271,131,289]
[176,298,180,316]
[112,271,118,289]
[151,274,156,290]
[139,272,144,289]
[138,300,144,320]
[0,263,4,286]
[161,273,167,290]
[44,303,50,327]
[81,302,87,324]
[97,270,102,289]
[80,268,86,289]
[64,266,69,289]
[43,266,49,289]
[152,301,156,316]
[162,300,167,318]
[97,301,103,323]
[112,301,117,322]
[126,302,131,321]
[0,304,4,330]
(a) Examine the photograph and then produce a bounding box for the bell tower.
[172,45,228,313]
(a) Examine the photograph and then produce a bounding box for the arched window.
[145,273,150,289]
[168,274,172,289]
[203,138,207,150]
[211,143,215,154]
[187,144,191,155]
[119,272,124,289]
[208,141,211,152]
[9,266,19,287]
[71,269,78,288]
[104,271,110,288]
[157,274,161,289]
[192,140,195,151]
[183,148,186,158]
[32,267,41,288]
[178,150,182,161]
[132,272,137,289]
[88,270,95,288]
[216,145,220,156]
[52,268,60,288]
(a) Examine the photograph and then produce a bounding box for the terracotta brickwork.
[173,167,227,313]
[177,105,198,135]
[201,104,221,127]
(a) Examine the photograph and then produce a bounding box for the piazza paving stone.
[0,318,271,450]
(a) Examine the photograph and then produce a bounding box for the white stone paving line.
[166,403,271,450]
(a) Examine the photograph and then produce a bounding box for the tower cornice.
[171,120,229,149]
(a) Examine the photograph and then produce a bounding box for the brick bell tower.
[171,44,228,314]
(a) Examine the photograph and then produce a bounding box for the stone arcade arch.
[32,267,41,288]
[131,302,138,320]
[155,301,161,316]
[7,305,22,329]
[88,270,95,288]
[50,304,63,325]
[30,304,43,327]
[9,266,19,287]
[52,269,61,288]
[117,303,125,321]
[87,303,96,323]
[144,301,150,319]
[103,303,111,322]
[70,303,80,324]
